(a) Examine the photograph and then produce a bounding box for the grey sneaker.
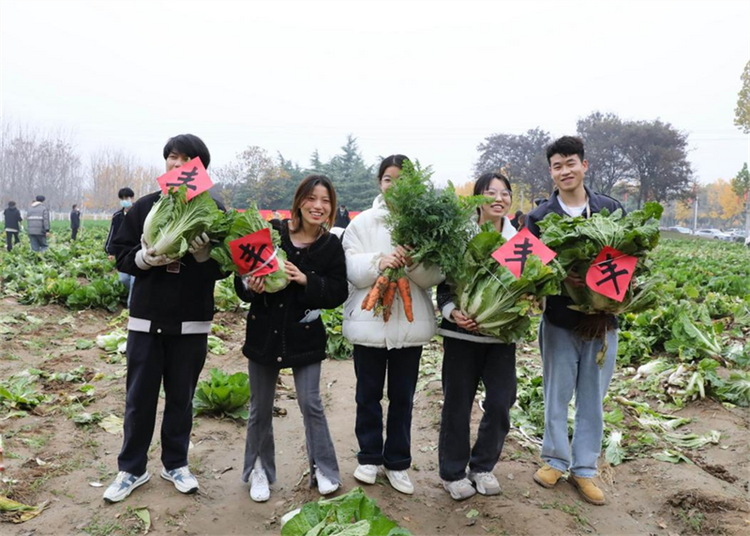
[103,471,150,503]
[469,471,501,495]
[443,478,477,501]
[160,466,199,494]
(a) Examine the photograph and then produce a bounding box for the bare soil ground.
[1,298,748,536]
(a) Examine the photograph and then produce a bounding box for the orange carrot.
[397,276,413,322]
[381,280,398,322]
[382,281,398,308]
[364,275,389,311]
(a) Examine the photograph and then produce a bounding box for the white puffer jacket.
[342,195,444,349]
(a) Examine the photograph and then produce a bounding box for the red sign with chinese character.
[585,246,638,302]
[229,228,279,276]
[491,228,557,279]
[157,157,213,201]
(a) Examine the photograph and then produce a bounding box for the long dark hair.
[377,154,410,181]
[290,174,337,232]
[473,172,512,217]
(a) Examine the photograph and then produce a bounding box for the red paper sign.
[157,157,213,201]
[491,228,557,279]
[585,246,637,302]
[229,228,279,276]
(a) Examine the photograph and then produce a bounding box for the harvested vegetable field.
[0,225,748,536]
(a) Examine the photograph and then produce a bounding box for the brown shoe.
[569,475,605,505]
[533,465,563,489]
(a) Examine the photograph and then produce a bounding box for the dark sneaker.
[160,466,199,494]
[103,471,150,503]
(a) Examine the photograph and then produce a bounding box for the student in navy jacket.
[525,136,624,506]
[103,134,228,503]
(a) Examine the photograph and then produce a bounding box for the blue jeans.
[539,318,617,478]
[118,272,135,308]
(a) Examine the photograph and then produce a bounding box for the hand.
[242,274,265,294]
[564,270,586,288]
[394,245,414,267]
[188,232,211,263]
[135,235,172,269]
[451,309,479,332]
[379,252,405,271]
[107,255,115,262]
[284,261,307,286]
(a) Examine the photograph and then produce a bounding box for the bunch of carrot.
[361,268,413,322]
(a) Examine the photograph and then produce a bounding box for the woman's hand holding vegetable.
[243,274,266,294]
[451,309,479,332]
[188,232,211,263]
[394,245,414,267]
[284,261,307,286]
[379,252,405,271]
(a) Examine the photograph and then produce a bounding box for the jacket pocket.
[245,309,272,356]
[288,317,326,356]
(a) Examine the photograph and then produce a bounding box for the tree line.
[474,112,694,211]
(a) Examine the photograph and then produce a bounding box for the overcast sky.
[1,0,748,187]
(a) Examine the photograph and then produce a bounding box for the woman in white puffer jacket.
[342,154,443,495]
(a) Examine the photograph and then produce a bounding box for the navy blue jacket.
[525,185,624,330]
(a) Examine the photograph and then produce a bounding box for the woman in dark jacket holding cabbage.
[235,174,348,503]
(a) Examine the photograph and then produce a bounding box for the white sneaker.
[315,468,340,495]
[443,478,477,501]
[249,460,270,502]
[353,464,378,485]
[469,471,501,496]
[161,466,199,494]
[103,471,150,503]
[384,468,414,495]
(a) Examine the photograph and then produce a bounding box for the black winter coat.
[235,221,348,369]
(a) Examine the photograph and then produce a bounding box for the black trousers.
[438,337,517,481]
[353,344,421,470]
[118,331,207,475]
[6,231,20,252]
[71,227,79,241]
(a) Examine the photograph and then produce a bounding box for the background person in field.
[103,134,228,504]
[524,136,624,506]
[436,172,518,501]
[105,187,137,308]
[4,201,23,252]
[70,204,81,241]
[27,195,50,252]
[342,154,443,496]
[237,174,348,502]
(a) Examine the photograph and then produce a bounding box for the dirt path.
[1,299,748,536]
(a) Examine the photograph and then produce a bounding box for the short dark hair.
[290,174,337,231]
[377,154,410,181]
[8,201,16,208]
[35,195,45,202]
[163,134,211,168]
[546,136,585,164]
[72,204,77,209]
[118,187,135,199]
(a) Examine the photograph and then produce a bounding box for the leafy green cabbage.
[451,224,566,343]
[281,487,410,536]
[209,204,289,293]
[143,186,225,259]
[538,201,663,315]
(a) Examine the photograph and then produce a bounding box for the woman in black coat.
[235,174,348,503]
